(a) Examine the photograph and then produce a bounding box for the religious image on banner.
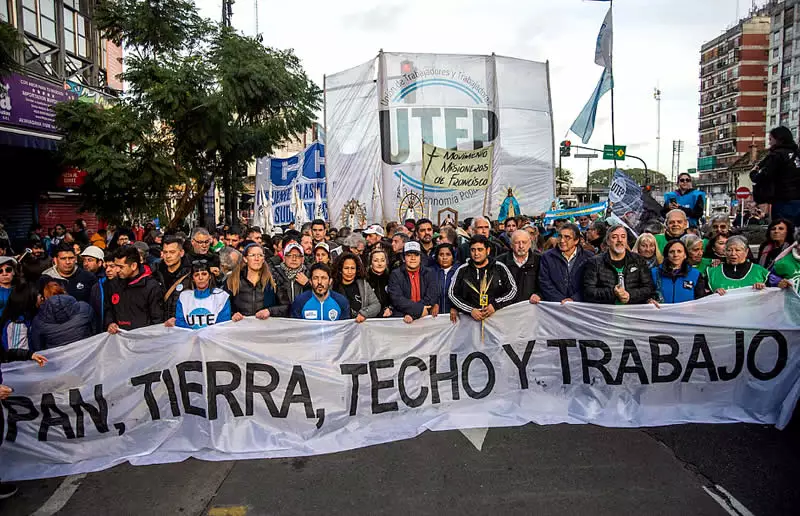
[255,141,327,225]
[498,187,520,222]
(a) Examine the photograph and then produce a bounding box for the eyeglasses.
[679,178,691,183]
[246,253,265,258]
[0,266,13,274]
[192,259,208,266]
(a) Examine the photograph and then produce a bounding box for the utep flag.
[609,169,644,228]
[570,67,613,144]
[255,142,327,225]
[595,7,613,68]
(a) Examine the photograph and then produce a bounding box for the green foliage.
[0,21,21,78]
[56,0,321,224]
[587,168,669,187]
[556,167,573,185]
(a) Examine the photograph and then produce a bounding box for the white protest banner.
[422,142,493,190]
[325,52,554,224]
[2,289,799,481]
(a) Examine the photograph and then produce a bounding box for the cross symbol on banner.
[314,148,325,174]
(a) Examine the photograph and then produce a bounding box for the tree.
[587,168,669,188]
[555,167,573,196]
[0,22,21,78]
[54,0,320,227]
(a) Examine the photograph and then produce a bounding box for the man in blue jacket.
[539,223,592,303]
[291,263,350,321]
[388,241,439,323]
[661,172,706,227]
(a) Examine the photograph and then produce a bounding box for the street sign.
[735,186,751,200]
[574,153,598,159]
[603,145,626,160]
[698,156,717,171]
[687,168,697,174]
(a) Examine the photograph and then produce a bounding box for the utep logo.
[328,309,339,320]
[379,71,499,168]
[186,308,216,329]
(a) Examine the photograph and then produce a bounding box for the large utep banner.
[325,52,554,226]
[254,142,326,225]
[2,290,799,481]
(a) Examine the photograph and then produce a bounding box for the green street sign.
[603,145,626,160]
[687,168,697,174]
[697,156,717,171]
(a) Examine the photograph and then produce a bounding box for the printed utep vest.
[178,289,230,329]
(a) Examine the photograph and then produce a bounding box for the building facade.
[697,5,772,210]
[766,0,800,140]
[0,0,120,246]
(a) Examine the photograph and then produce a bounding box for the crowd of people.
[0,127,799,497]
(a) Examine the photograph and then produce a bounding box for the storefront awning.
[0,125,62,151]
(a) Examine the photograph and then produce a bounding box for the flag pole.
[610,0,617,170]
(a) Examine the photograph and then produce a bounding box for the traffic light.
[559,140,572,157]
[401,59,415,104]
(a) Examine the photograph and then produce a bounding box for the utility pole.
[654,87,661,179]
[575,153,599,204]
[220,0,235,224]
[672,140,684,183]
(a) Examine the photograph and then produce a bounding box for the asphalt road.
[2,421,798,516]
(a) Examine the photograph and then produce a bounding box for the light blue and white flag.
[608,169,644,228]
[569,67,613,144]
[543,202,608,227]
[595,7,613,68]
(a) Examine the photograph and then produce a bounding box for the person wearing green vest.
[682,234,713,277]
[771,241,800,293]
[654,209,690,256]
[707,235,769,295]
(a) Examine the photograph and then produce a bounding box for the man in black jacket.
[583,225,656,305]
[496,229,541,305]
[105,246,165,333]
[449,235,517,321]
[387,241,439,323]
[155,236,192,319]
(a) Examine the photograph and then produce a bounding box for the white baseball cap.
[80,246,105,261]
[314,242,330,253]
[363,224,385,237]
[404,241,421,254]
[0,256,17,267]
[283,242,304,256]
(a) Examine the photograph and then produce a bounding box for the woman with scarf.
[681,234,712,277]
[225,243,276,321]
[651,240,706,304]
[707,235,769,295]
[757,219,794,270]
[271,242,310,317]
[366,248,393,318]
[332,252,380,323]
[168,260,231,329]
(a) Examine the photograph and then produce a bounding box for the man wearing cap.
[291,263,350,321]
[40,242,97,304]
[449,235,517,321]
[81,245,106,278]
[388,241,439,323]
[363,224,388,252]
[271,242,311,317]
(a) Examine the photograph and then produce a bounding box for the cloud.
[345,4,405,32]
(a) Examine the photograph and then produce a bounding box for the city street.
[2,420,797,516]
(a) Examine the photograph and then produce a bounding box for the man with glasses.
[661,172,706,227]
[40,242,97,303]
[539,223,592,303]
[0,256,16,318]
[271,242,311,317]
[458,216,501,263]
[189,228,221,277]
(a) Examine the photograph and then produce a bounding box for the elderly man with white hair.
[496,229,542,305]
[458,216,502,262]
[654,209,692,255]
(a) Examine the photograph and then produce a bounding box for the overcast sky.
[195,0,765,186]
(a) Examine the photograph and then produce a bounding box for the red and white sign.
[735,186,751,200]
[57,167,88,189]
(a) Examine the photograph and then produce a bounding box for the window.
[774,31,782,44]
[63,0,89,57]
[772,82,779,95]
[773,47,780,58]
[773,64,780,75]
[22,0,57,43]
[794,92,799,103]
[1,0,9,23]
[771,115,777,126]
[771,98,778,109]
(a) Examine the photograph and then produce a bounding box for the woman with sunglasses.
[661,172,706,227]
[168,260,232,329]
[226,244,277,322]
[0,257,17,318]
